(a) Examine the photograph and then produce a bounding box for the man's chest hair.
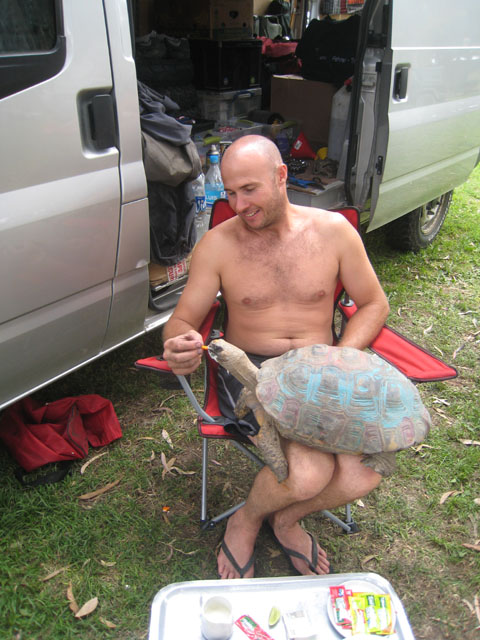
[223,245,338,307]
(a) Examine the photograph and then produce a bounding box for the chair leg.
[200,437,264,530]
[321,505,359,534]
[201,438,208,524]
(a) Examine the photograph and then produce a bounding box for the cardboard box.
[270,75,336,148]
[192,0,254,40]
[149,254,192,288]
[157,0,253,40]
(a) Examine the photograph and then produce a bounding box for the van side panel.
[0,0,122,409]
[0,284,112,407]
[367,0,480,231]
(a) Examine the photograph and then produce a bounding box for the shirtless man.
[162,135,389,579]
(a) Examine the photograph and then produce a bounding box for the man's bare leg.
[217,445,336,579]
[217,442,382,578]
[269,449,382,575]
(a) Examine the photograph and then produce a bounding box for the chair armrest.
[337,299,457,382]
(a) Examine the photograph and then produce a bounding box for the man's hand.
[163,330,204,375]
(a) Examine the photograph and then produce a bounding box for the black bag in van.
[296,14,360,86]
[148,180,196,266]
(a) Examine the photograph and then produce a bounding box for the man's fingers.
[171,332,203,354]
[162,331,204,374]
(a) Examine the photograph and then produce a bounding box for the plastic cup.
[201,596,233,640]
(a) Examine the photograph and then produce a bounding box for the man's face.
[221,153,286,230]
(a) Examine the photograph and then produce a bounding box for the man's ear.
[277,163,288,186]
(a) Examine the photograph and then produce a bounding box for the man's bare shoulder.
[197,216,244,245]
[293,204,353,233]
[190,216,241,260]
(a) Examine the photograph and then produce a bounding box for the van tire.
[385,191,453,252]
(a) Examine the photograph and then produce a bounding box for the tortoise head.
[207,338,242,366]
[207,339,259,389]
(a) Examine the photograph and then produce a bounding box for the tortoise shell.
[255,344,430,454]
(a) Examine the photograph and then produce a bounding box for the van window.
[0,0,56,52]
[0,0,66,99]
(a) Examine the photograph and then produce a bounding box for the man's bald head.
[221,135,284,176]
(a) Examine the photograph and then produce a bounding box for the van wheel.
[385,191,452,252]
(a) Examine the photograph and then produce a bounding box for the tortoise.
[207,339,431,482]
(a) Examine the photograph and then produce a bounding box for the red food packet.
[329,586,353,628]
[235,615,275,640]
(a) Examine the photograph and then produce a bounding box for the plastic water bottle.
[192,172,211,238]
[192,172,206,214]
[205,149,226,208]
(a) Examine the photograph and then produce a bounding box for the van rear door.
[0,0,123,408]
[359,0,480,232]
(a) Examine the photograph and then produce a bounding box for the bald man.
[163,135,389,579]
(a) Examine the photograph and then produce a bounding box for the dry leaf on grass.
[452,344,465,360]
[461,440,480,446]
[439,490,462,504]
[40,566,69,582]
[159,453,194,477]
[432,407,453,422]
[361,554,378,567]
[78,478,122,501]
[356,499,365,508]
[462,599,474,614]
[100,617,117,629]
[80,452,107,475]
[474,594,480,626]
[171,466,195,475]
[74,597,98,619]
[100,560,116,567]
[160,452,176,479]
[161,539,199,557]
[67,582,79,614]
[474,498,480,506]
[162,429,173,448]
[462,543,480,552]
[423,324,433,335]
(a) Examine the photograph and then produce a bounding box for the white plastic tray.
[148,572,415,639]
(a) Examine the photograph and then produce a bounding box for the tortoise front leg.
[235,389,288,483]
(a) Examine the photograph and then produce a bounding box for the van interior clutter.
[131,0,365,300]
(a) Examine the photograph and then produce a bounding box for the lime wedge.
[268,606,281,628]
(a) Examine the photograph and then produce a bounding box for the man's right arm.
[162,233,222,375]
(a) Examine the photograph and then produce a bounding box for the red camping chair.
[135,199,457,532]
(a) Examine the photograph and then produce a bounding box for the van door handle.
[90,94,117,149]
[394,65,409,100]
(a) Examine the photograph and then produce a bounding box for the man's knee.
[334,454,382,499]
[284,446,335,501]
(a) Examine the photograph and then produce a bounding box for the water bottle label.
[195,195,206,213]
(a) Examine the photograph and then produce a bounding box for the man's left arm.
[335,219,389,350]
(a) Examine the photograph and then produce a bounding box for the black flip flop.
[270,528,332,575]
[219,539,256,578]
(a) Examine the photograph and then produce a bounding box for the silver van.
[1,0,479,411]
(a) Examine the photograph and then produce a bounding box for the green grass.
[0,167,479,639]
